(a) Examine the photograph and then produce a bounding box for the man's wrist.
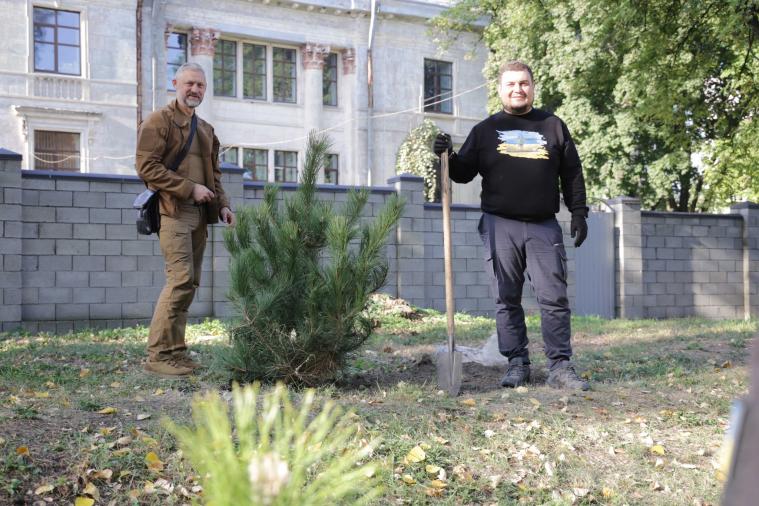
[571,207,588,219]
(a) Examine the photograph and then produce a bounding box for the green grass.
[0,310,756,505]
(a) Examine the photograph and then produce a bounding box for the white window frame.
[28,2,89,80]
[14,106,100,171]
[212,39,300,105]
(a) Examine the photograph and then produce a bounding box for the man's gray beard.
[185,97,201,108]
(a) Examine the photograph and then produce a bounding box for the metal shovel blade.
[437,348,463,396]
[436,149,463,397]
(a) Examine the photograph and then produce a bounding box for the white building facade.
[0,0,487,200]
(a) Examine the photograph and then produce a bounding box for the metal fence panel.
[574,212,615,318]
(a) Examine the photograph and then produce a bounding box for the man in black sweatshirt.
[434,60,589,391]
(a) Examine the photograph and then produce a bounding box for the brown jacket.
[135,100,230,223]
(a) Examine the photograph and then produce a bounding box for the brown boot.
[172,352,202,370]
[144,358,193,377]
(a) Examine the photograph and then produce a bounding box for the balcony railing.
[32,74,88,101]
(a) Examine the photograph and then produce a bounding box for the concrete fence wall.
[0,150,757,332]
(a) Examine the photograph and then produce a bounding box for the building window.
[34,130,80,171]
[424,59,453,114]
[323,53,338,106]
[214,39,237,97]
[33,7,81,75]
[324,154,338,184]
[243,43,267,100]
[273,47,297,103]
[243,148,268,181]
[274,150,297,182]
[220,146,239,166]
[166,32,187,90]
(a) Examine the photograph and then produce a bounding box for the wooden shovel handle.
[441,151,455,348]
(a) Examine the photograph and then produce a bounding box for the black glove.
[571,214,588,248]
[433,133,452,156]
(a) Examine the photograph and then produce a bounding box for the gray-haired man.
[136,63,235,376]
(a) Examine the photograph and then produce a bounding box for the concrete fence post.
[730,202,759,319]
[608,197,645,318]
[388,173,426,308]
[210,163,246,318]
[0,149,23,331]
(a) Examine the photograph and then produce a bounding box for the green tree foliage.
[395,119,442,202]
[435,0,758,210]
[221,132,404,385]
[166,383,382,505]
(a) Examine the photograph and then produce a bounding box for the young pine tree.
[221,132,404,385]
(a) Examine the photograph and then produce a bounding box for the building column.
[731,202,759,319]
[341,48,358,185]
[189,27,219,122]
[0,149,23,331]
[608,197,645,318]
[301,43,330,136]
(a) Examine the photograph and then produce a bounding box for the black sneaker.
[547,363,589,391]
[500,361,530,388]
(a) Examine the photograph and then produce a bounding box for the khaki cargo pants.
[147,202,207,362]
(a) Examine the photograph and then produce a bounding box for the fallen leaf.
[75,498,95,506]
[650,481,664,491]
[91,469,113,480]
[430,479,447,489]
[112,448,132,457]
[529,398,541,407]
[651,445,666,456]
[79,368,91,378]
[45,381,56,388]
[145,451,165,471]
[420,443,431,450]
[33,391,50,398]
[99,426,116,436]
[0,437,5,446]
[434,436,449,445]
[453,465,473,482]
[153,388,165,396]
[425,487,444,497]
[602,487,614,498]
[404,446,426,464]
[460,398,476,407]
[34,484,54,495]
[110,382,122,388]
[83,482,100,500]
[128,489,141,499]
[721,361,732,369]
[515,386,528,394]
[115,436,132,447]
[484,430,495,438]
[15,446,30,457]
[573,488,589,497]
[425,465,441,475]
[136,414,151,421]
[97,407,117,415]
[401,474,416,485]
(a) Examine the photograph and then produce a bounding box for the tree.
[395,119,442,202]
[221,132,404,385]
[435,0,759,211]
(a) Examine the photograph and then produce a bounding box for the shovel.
[436,149,463,396]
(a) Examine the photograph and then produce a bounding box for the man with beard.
[434,60,590,390]
[136,62,235,376]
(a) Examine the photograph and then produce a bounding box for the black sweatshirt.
[450,108,588,221]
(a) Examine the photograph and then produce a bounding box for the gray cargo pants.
[478,213,572,369]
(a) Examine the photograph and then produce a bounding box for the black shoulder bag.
[134,114,197,235]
